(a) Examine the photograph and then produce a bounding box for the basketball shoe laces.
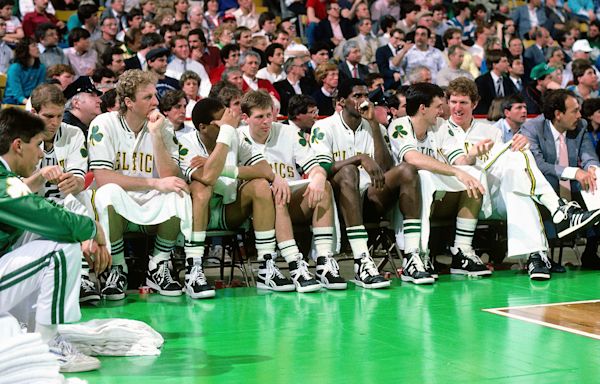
[462,248,485,265]
[105,267,123,288]
[322,256,341,277]
[188,264,208,286]
[265,258,286,281]
[292,258,313,280]
[360,254,379,276]
[538,251,552,269]
[157,261,177,285]
[81,276,96,291]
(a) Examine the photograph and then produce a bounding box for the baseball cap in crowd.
[222,14,236,22]
[573,39,593,53]
[530,63,557,80]
[145,47,170,62]
[63,77,102,100]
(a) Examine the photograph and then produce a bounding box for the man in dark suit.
[474,49,518,115]
[314,3,356,51]
[273,57,315,116]
[124,32,163,71]
[522,89,600,268]
[375,28,409,90]
[337,40,370,82]
[524,27,551,69]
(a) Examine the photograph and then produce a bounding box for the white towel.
[58,319,163,356]
[93,184,193,253]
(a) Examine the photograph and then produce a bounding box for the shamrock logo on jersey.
[6,177,32,198]
[392,125,407,139]
[448,129,454,136]
[179,145,188,158]
[89,126,103,146]
[311,128,324,144]
[297,131,307,146]
[80,147,88,158]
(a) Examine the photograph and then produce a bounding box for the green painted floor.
[67,270,600,384]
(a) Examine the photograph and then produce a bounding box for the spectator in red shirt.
[22,0,64,38]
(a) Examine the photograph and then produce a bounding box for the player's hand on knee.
[40,165,63,184]
[271,175,290,206]
[360,155,384,190]
[304,177,325,208]
[511,134,529,151]
[155,176,190,196]
[457,171,485,198]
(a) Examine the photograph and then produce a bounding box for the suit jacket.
[524,44,546,68]
[521,116,600,192]
[375,45,400,90]
[348,35,379,65]
[124,55,142,71]
[337,61,370,82]
[511,5,548,39]
[314,17,356,50]
[473,72,518,115]
[273,78,315,116]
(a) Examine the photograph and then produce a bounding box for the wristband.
[221,165,239,179]
[216,124,236,146]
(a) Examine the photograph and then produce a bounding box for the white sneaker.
[49,336,100,373]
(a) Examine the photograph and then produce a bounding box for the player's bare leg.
[330,164,389,289]
[291,181,347,289]
[225,179,294,291]
[100,207,129,300]
[366,163,434,284]
[432,191,491,276]
[183,182,215,299]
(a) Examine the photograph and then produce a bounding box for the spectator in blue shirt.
[3,36,46,104]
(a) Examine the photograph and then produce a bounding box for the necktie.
[183,59,187,72]
[496,77,504,97]
[365,36,374,63]
[558,134,571,199]
[516,79,522,91]
[352,65,358,78]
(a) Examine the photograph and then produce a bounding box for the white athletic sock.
[347,225,370,259]
[403,219,421,253]
[278,239,300,264]
[538,193,561,216]
[35,323,57,343]
[152,235,176,262]
[185,231,206,267]
[255,229,276,261]
[313,226,334,257]
[111,238,128,274]
[454,217,477,250]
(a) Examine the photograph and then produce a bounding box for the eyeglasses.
[306,109,319,116]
